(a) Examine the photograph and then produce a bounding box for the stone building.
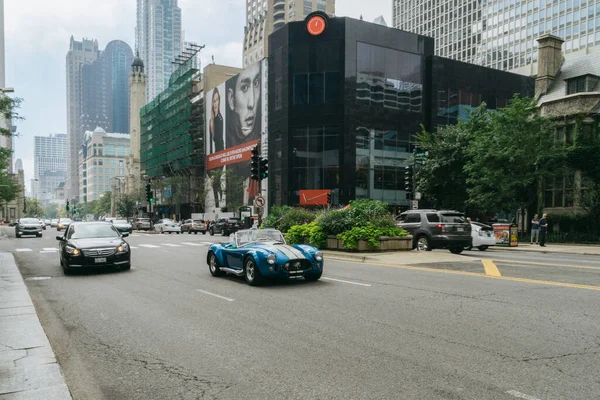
[535,34,600,214]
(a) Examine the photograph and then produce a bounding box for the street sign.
[411,200,419,210]
[254,195,266,208]
[414,192,421,200]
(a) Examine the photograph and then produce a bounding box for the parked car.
[50,219,59,228]
[15,218,43,238]
[181,219,207,234]
[56,221,131,275]
[208,217,242,236]
[207,228,324,286]
[154,219,181,234]
[37,219,46,230]
[56,218,73,232]
[111,219,133,234]
[465,222,496,251]
[396,209,472,254]
[44,219,52,226]
[132,218,152,231]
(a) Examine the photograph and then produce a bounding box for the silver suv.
[396,210,472,254]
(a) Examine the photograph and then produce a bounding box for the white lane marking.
[138,244,160,248]
[181,242,205,246]
[43,248,57,251]
[321,277,372,287]
[15,248,32,252]
[163,244,182,247]
[130,246,138,249]
[39,251,56,254]
[506,390,542,400]
[196,289,235,302]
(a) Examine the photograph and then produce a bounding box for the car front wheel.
[208,252,225,277]
[244,257,263,286]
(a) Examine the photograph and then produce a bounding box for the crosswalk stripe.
[163,244,182,247]
[138,244,160,248]
[43,248,57,251]
[15,248,32,252]
[181,242,203,246]
[40,251,55,254]
[130,246,138,249]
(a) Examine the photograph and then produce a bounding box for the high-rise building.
[66,36,99,200]
[393,0,600,71]
[243,0,336,67]
[33,134,67,205]
[80,40,133,135]
[136,0,183,101]
[14,158,22,172]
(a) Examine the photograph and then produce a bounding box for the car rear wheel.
[244,257,263,286]
[160,228,164,234]
[208,252,225,277]
[449,247,464,254]
[416,235,431,251]
[16,232,21,238]
[209,229,214,236]
[478,246,489,251]
[188,229,192,234]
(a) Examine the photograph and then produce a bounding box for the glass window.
[405,213,421,223]
[293,74,308,105]
[309,73,324,104]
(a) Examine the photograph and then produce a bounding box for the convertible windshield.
[236,229,286,246]
[68,224,120,239]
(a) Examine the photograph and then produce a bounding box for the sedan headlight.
[314,251,323,261]
[267,254,276,264]
[117,243,129,253]
[65,245,80,256]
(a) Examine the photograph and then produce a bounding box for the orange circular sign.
[307,15,326,36]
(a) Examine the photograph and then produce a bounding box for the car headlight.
[117,243,129,253]
[65,245,80,256]
[267,254,276,264]
[314,251,323,261]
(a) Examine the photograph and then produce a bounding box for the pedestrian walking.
[539,213,548,247]
[530,214,540,244]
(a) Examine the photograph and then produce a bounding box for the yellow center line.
[494,259,600,271]
[482,259,502,277]
[326,257,600,291]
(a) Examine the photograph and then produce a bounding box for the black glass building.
[268,13,534,209]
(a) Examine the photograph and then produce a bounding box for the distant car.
[207,228,324,286]
[56,221,131,275]
[132,218,151,231]
[44,219,52,226]
[396,209,472,254]
[57,218,73,232]
[111,219,133,234]
[154,219,180,234]
[466,222,496,251]
[181,219,207,234]
[50,219,59,228]
[37,219,46,230]
[208,217,242,236]
[15,218,43,238]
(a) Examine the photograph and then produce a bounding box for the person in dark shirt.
[539,213,548,247]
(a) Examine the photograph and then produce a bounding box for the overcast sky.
[4,0,391,191]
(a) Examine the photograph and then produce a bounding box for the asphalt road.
[1,226,599,400]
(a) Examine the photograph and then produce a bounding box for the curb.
[0,252,73,399]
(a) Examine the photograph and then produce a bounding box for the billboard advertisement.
[205,59,268,219]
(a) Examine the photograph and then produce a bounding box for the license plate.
[94,257,107,263]
[457,227,464,232]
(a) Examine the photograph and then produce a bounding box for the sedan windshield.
[60,219,73,224]
[20,218,39,224]
[113,220,128,225]
[69,224,120,239]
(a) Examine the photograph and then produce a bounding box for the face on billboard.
[227,62,261,138]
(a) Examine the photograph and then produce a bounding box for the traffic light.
[327,191,332,204]
[404,165,414,198]
[250,145,260,181]
[149,191,154,203]
[145,183,152,202]
[259,158,268,180]
[66,200,70,212]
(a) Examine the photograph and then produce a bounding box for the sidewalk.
[0,252,72,399]
[488,242,600,256]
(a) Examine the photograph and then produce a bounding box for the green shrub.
[261,206,315,232]
[317,208,353,235]
[346,199,392,226]
[317,199,397,236]
[337,226,407,250]
[285,222,327,248]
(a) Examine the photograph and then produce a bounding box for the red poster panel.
[299,190,330,206]
[206,139,260,170]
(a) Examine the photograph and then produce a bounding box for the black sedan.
[57,222,131,275]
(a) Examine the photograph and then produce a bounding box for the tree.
[0,148,19,203]
[116,194,137,218]
[24,198,44,217]
[0,95,24,137]
[94,192,112,216]
[44,203,59,219]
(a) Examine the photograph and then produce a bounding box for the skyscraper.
[66,36,99,200]
[14,158,22,172]
[243,0,336,67]
[34,134,67,205]
[393,0,600,71]
[80,40,133,135]
[136,0,183,101]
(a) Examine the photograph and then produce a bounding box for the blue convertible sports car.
[206,228,324,286]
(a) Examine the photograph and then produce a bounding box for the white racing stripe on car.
[276,245,306,260]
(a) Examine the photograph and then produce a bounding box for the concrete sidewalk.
[0,252,72,399]
[488,242,600,256]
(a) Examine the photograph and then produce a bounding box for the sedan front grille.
[283,259,312,271]
[82,248,116,257]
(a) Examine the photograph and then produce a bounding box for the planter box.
[327,235,413,252]
[327,235,339,249]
